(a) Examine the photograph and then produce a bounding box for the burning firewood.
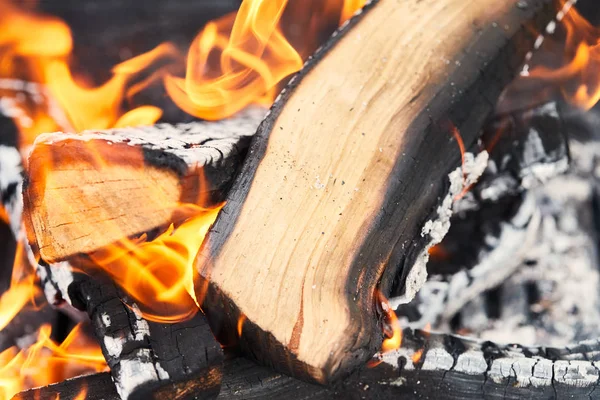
[68,271,223,400]
[23,108,264,263]
[21,0,561,384]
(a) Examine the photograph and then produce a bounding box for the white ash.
[0,145,23,235]
[101,313,111,327]
[453,351,488,375]
[130,303,151,341]
[424,137,600,347]
[33,107,266,169]
[441,197,540,320]
[379,347,418,370]
[114,349,160,400]
[104,335,124,358]
[420,347,454,371]
[155,363,170,380]
[391,151,488,307]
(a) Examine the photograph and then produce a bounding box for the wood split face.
[23,109,264,263]
[197,0,556,383]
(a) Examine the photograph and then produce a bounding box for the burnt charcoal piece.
[68,271,223,400]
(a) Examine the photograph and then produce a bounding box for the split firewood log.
[14,328,600,400]
[23,108,264,262]
[23,0,563,383]
[197,0,563,383]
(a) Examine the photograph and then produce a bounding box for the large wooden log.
[23,108,264,263]
[194,0,558,383]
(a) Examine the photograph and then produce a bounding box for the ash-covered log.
[394,100,571,326]
[23,108,264,263]
[66,270,223,400]
[22,0,561,384]
[14,328,600,399]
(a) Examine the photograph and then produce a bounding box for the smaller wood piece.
[68,271,223,400]
[23,109,264,263]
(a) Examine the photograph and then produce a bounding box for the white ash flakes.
[392,151,488,306]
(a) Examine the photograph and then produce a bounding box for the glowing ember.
[377,291,402,353]
[411,348,424,364]
[237,314,247,337]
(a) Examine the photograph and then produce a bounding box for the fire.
[0,1,181,145]
[237,314,247,337]
[165,0,366,120]
[411,348,424,364]
[87,204,222,323]
[377,291,402,353]
[0,323,106,400]
[0,0,370,396]
[522,0,600,111]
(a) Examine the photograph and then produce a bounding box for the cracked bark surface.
[15,328,600,399]
[68,271,223,400]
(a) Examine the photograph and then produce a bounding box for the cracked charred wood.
[67,270,223,400]
[189,0,559,384]
[394,100,570,327]
[14,328,600,400]
[22,108,264,264]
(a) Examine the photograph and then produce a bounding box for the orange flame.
[376,291,402,353]
[87,205,222,323]
[0,0,182,146]
[0,324,106,400]
[0,0,369,395]
[237,314,247,337]
[411,348,424,364]
[524,0,600,110]
[164,0,368,120]
[73,386,88,400]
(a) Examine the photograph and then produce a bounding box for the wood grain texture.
[197,0,556,383]
[23,109,264,263]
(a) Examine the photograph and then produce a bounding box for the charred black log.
[14,328,600,400]
[67,271,223,400]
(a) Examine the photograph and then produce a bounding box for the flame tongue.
[0,0,366,396]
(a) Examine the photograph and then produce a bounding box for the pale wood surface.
[24,110,264,262]
[199,0,555,383]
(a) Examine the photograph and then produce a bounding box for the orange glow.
[87,204,222,323]
[0,324,106,400]
[164,0,367,120]
[428,244,449,261]
[0,1,182,145]
[340,0,367,24]
[376,291,402,353]
[423,323,431,334]
[237,314,247,337]
[525,0,600,110]
[0,0,370,394]
[73,386,88,400]
[411,348,424,364]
